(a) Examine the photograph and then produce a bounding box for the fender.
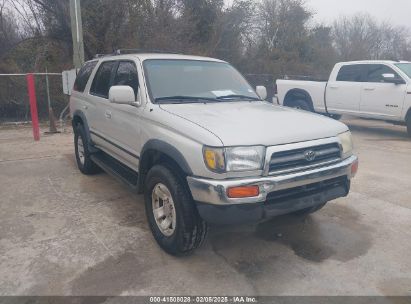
[284,88,314,111]
[71,110,99,153]
[139,139,193,176]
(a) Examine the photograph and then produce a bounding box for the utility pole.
[70,0,85,69]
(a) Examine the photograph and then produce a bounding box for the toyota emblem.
[304,150,317,162]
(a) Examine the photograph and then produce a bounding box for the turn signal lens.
[203,148,225,172]
[227,186,260,198]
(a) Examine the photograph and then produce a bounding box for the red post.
[26,73,40,141]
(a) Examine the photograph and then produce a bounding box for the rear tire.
[74,124,100,175]
[289,99,312,112]
[292,203,327,216]
[144,164,208,256]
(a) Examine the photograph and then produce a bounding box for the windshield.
[395,63,411,78]
[143,59,259,103]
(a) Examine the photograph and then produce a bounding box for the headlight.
[203,146,266,173]
[225,146,266,171]
[338,131,353,158]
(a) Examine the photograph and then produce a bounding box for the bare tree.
[256,0,311,52]
[0,1,21,59]
[333,13,411,61]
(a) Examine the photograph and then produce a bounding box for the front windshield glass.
[143,59,259,103]
[395,63,411,78]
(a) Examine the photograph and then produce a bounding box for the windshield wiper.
[155,96,219,103]
[216,94,261,101]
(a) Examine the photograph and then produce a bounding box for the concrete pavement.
[0,118,410,296]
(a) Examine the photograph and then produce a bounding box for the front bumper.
[196,177,349,224]
[187,155,357,205]
[187,155,357,224]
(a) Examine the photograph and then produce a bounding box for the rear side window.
[90,61,117,98]
[336,65,367,82]
[113,61,139,98]
[73,61,97,92]
[366,64,400,83]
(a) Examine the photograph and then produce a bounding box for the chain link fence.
[0,73,68,124]
[245,74,276,102]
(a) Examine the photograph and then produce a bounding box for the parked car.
[70,51,358,255]
[276,60,411,136]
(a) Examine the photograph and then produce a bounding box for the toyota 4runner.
[70,51,358,256]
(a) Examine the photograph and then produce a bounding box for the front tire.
[328,114,342,120]
[144,165,208,256]
[407,116,411,138]
[74,124,100,175]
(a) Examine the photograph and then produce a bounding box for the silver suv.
[70,51,358,255]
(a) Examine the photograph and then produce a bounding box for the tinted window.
[366,64,400,82]
[395,63,411,78]
[336,65,366,82]
[113,61,139,98]
[90,61,117,98]
[73,61,97,92]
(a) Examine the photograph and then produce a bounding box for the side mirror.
[256,86,267,100]
[382,73,405,85]
[109,86,136,105]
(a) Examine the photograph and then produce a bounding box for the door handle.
[105,111,112,119]
[82,105,88,110]
[364,87,375,91]
[329,85,339,89]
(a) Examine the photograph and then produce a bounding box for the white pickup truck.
[276,61,411,136]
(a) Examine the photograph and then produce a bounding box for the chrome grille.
[269,143,341,175]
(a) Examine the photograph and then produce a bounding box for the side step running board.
[91,152,139,191]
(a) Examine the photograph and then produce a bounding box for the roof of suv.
[92,53,226,63]
[340,60,410,65]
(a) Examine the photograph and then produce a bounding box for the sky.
[306,0,411,28]
[225,0,411,28]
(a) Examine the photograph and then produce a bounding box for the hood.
[159,101,348,146]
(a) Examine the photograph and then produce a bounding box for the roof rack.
[115,49,182,55]
[93,49,182,59]
[94,53,112,58]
